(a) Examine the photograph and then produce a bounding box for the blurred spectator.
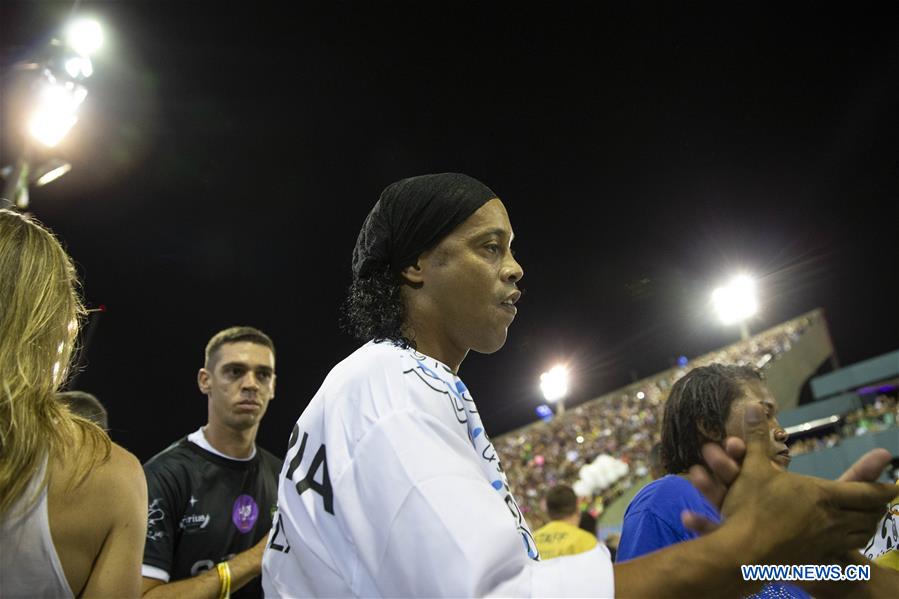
[57,390,108,429]
[788,434,841,456]
[788,394,897,456]
[578,509,598,538]
[532,485,598,560]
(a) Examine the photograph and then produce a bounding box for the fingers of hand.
[841,528,886,553]
[681,510,720,536]
[823,479,899,511]
[723,436,747,463]
[688,463,727,509]
[701,443,741,486]
[837,448,892,483]
[740,403,774,471]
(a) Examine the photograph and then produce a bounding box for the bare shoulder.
[55,436,145,501]
[91,443,145,493]
[79,442,147,530]
[48,434,148,597]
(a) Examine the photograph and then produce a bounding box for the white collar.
[187,426,256,461]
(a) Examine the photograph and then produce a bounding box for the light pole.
[540,365,569,415]
[1,18,102,210]
[711,274,758,341]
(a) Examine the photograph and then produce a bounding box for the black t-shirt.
[143,437,282,598]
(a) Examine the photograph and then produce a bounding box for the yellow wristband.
[216,561,231,599]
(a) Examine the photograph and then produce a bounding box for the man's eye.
[257,372,272,381]
[485,244,500,254]
[228,368,244,377]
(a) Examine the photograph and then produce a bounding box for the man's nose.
[773,427,788,443]
[242,372,260,389]
[504,254,524,283]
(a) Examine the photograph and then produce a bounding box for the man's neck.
[203,423,256,459]
[414,340,467,373]
[402,321,468,373]
[562,512,582,527]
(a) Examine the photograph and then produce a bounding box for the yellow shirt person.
[534,520,598,559]
[533,485,598,560]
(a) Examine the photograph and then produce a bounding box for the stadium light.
[65,19,104,57]
[32,159,72,187]
[28,77,88,147]
[64,56,94,79]
[2,18,103,209]
[540,365,569,414]
[711,274,757,340]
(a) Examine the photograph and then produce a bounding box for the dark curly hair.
[660,364,763,474]
[341,266,414,348]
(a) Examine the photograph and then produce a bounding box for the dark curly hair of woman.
[340,266,414,348]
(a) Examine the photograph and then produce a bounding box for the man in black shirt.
[142,326,282,599]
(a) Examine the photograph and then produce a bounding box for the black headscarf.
[351,173,497,279]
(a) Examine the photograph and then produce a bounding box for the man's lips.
[500,290,521,315]
[499,303,518,316]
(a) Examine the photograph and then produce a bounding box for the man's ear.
[399,260,425,285]
[197,368,211,395]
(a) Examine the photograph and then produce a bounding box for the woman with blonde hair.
[0,208,147,598]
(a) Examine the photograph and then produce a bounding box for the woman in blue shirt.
[618,364,809,599]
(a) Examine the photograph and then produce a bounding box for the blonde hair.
[0,209,110,516]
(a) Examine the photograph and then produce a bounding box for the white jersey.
[262,341,614,597]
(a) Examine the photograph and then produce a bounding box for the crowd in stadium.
[496,387,661,529]
[790,394,899,457]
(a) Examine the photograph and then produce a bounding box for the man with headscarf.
[261,173,898,597]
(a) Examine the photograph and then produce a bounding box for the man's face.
[724,380,791,470]
[198,341,275,432]
[414,198,524,356]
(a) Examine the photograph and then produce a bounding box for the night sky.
[2,2,897,462]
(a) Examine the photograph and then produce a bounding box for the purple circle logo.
[232,495,259,533]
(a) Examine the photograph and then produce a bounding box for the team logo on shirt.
[180,512,211,532]
[147,497,166,540]
[232,494,259,533]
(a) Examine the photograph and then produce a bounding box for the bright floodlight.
[711,274,758,325]
[64,56,94,78]
[28,80,87,147]
[66,19,103,56]
[540,365,569,403]
[33,160,72,187]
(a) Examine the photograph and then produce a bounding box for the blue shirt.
[618,475,809,599]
